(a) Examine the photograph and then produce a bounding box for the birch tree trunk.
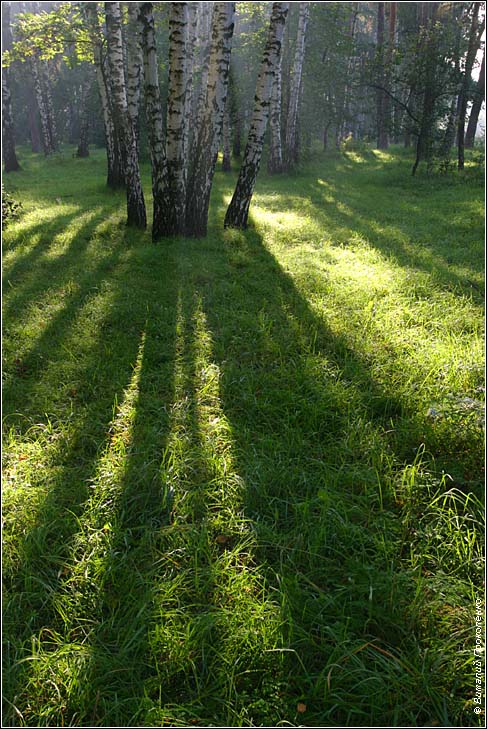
[186,2,235,238]
[284,1,309,170]
[76,75,93,158]
[465,47,485,148]
[190,2,214,160]
[382,1,397,148]
[41,62,58,152]
[84,2,124,188]
[165,2,191,235]
[376,1,388,149]
[224,2,289,230]
[105,1,146,228]
[2,2,20,172]
[31,57,54,156]
[182,2,199,176]
[268,51,283,173]
[140,1,170,241]
[222,99,232,172]
[28,94,42,153]
[126,2,144,152]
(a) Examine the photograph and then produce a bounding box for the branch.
[366,83,420,124]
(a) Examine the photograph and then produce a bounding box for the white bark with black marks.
[165,2,190,235]
[139,1,170,241]
[186,2,235,238]
[284,1,309,169]
[84,2,124,187]
[126,2,144,150]
[268,51,283,173]
[105,1,146,228]
[224,2,289,230]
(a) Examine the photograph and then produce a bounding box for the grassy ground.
[2,145,484,727]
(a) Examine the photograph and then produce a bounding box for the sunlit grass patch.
[2,145,484,727]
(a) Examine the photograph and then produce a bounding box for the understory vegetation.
[2,145,484,727]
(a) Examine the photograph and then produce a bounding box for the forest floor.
[2,145,484,727]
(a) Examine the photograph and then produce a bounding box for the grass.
[2,144,484,727]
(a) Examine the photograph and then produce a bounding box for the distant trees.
[2,1,485,229]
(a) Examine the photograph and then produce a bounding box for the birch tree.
[165,2,191,235]
[284,1,310,169]
[126,1,144,152]
[2,1,21,172]
[139,1,170,241]
[105,1,146,228]
[224,2,289,230]
[186,2,235,238]
[84,2,124,188]
[75,74,92,158]
[457,1,483,169]
[267,51,283,173]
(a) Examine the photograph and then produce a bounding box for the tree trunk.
[140,1,170,242]
[31,57,54,155]
[84,2,124,188]
[224,2,289,230]
[228,63,241,157]
[126,2,144,153]
[76,76,92,158]
[182,2,199,179]
[105,1,146,228]
[165,2,191,236]
[2,2,20,171]
[268,50,283,173]
[28,95,42,153]
[41,62,58,152]
[284,1,310,169]
[412,4,438,175]
[382,1,396,147]
[465,46,485,148]
[222,99,232,172]
[458,2,482,170]
[376,1,388,149]
[186,2,235,238]
[190,2,214,162]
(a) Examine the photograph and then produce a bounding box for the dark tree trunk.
[458,2,482,169]
[2,1,20,171]
[465,47,485,148]
[76,75,93,158]
[376,1,388,149]
[28,96,42,153]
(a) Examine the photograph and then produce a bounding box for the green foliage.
[2,145,484,727]
[2,184,23,227]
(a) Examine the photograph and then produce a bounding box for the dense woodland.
[2,2,486,231]
[2,2,485,728]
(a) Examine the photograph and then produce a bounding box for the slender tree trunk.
[84,2,124,188]
[165,2,191,236]
[284,1,310,169]
[105,1,146,228]
[140,1,170,242]
[224,2,290,229]
[376,1,388,149]
[126,2,144,153]
[183,2,199,179]
[186,2,235,238]
[190,2,214,161]
[222,99,232,172]
[31,57,54,155]
[268,51,283,173]
[76,75,92,158]
[412,4,438,176]
[228,64,241,157]
[41,61,58,152]
[28,94,41,152]
[382,1,396,148]
[2,2,20,171]
[458,2,482,170]
[465,47,485,148]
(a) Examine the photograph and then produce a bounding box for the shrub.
[2,185,22,228]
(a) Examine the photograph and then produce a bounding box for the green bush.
[2,185,22,228]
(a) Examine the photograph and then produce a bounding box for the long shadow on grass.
[194,226,436,726]
[2,234,179,726]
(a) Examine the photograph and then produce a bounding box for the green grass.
[2,144,484,727]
